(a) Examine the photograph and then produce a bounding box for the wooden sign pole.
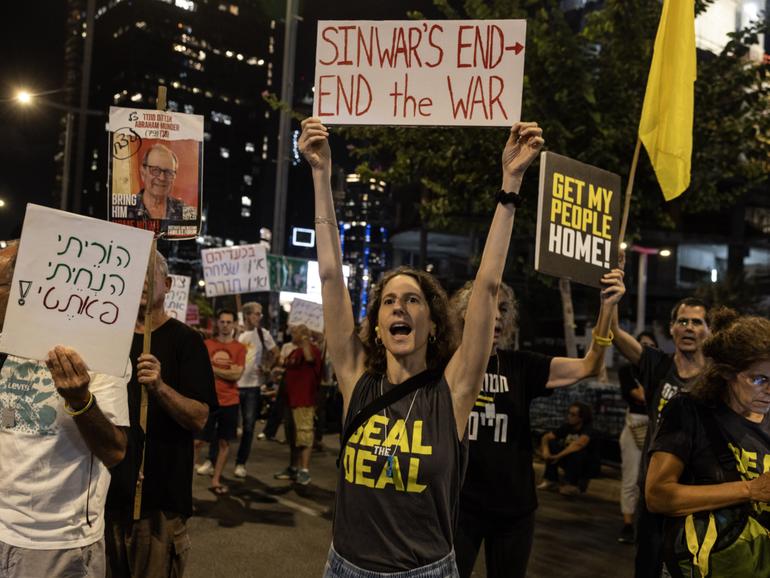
[133,85,166,521]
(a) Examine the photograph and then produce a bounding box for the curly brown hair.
[360,267,457,375]
[449,281,518,350]
[689,306,770,405]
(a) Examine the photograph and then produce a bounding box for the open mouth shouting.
[389,322,413,339]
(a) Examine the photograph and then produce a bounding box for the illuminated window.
[220,147,230,159]
[245,142,255,152]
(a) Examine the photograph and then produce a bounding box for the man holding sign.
[0,241,129,577]
[105,251,216,578]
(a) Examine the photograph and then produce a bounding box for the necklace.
[380,376,419,478]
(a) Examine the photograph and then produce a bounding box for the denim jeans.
[323,546,459,578]
[236,387,262,465]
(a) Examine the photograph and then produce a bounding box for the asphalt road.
[187,428,635,577]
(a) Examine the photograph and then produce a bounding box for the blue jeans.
[236,387,262,465]
[323,546,459,578]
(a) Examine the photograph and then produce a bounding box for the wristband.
[497,190,523,208]
[592,329,614,347]
[64,392,95,417]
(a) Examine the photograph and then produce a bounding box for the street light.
[629,245,672,335]
[16,90,32,105]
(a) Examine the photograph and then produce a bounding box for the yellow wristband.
[592,329,614,347]
[64,392,95,417]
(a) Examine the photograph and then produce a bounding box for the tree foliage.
[341,0,770,238]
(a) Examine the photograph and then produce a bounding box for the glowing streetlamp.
[16,90,33,105]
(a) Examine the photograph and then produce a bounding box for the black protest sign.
[534,152,621,288]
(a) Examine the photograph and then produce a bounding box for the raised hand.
[502,122,545,181]
[600,268,626,307]
[298,117,331,171]
[46,346,91,407]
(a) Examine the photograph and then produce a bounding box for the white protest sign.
[164,275,190,321]
[201,244,269,297]
[287,298,324,334]
[313,20,526,126]
[0,204,153,376]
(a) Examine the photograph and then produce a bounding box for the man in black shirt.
[105,251,217,578]
[611,297,709,578]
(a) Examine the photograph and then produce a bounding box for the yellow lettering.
[390,456,406,491]
[406,457,428,493]
[411,421,433,455]
[360,414,388,447]
[588,184,602,210]
[375,462,396,489]
[600,214,612,240]
[602,187,613,212]
[344,446,356,483]
[553,172,564,199]
[550,198,562,222]
[348,424,364,444]
[384,419,410,453]
[742,448,758,475]
[572,177,585,205]
[355,449,376,488]
[763,454,770,473]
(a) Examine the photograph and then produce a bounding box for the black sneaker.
[274,466,298,481]
[618,524,635,544]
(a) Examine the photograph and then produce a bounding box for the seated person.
[538,402,599,495]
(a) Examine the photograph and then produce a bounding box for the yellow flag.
[638,0,696,201]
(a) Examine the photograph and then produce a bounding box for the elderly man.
[105,250,216,577]
[0,240,129,577]
[127,144,192,220]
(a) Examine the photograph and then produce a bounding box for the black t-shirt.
[638,347,695,426]
[650,394,770,528]
[460,350,553,519]
[333,371,468,572]
[619,363,647,415]
[106,318,217,518]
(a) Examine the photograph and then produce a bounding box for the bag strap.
[692,400,741,482]
[336,370,438,468]
[256,327,267,350]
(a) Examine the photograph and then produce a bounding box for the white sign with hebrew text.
[201,244,269,297]
[164,275,191,321]
[287,298,324,334]
[0,204,153,376]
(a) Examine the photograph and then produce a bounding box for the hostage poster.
[107,106,203,240]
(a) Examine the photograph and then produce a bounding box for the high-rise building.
[64,0,282,263]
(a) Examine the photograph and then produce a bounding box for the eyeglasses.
[143,164,177,179]
[674,317,706,327]
[741,373,770,388]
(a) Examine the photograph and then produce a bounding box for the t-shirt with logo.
[0,354,129,549]
[460,350,553,519]
[650,394,770,528]
[238,328,276,389]
[333,371,468,572]
[638,346,695,426]
[205,338,246,407]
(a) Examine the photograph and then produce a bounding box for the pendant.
[386,455,394,478]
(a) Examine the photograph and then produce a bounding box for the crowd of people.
[0,119,768,578]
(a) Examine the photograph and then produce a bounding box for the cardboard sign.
[287,298,324,334]
[107,106,204,240]
[201,244,269,297]
[313,20,526,126]
[535,152,621,288]
[0,204,153,376]
[163,274,190,321]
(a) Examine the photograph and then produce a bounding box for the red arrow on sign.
[505,42,524,55]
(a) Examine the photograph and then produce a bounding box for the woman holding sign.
[299,117,543,577]
[449,273,624,578]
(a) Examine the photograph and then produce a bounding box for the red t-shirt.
[204,338,247,407]
[284,344,322,409]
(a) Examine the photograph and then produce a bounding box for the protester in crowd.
[104,250,216,577]
[617,331,658,544]
[234,301,278,478]
[611,297,710,578]
[646,307,770,577]
[0,241,128,577]
[300,117,544,577]
[451,276,624,578]
[196,309,246,495]
[538,402,600,495]
[272,324,322,485]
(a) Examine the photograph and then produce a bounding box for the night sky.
[0,0,439,238]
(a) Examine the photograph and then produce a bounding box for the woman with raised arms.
[299,117,543,577]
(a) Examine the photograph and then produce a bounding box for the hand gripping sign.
[313,20,526,126]
[0,204,153,376]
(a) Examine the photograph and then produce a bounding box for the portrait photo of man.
[127,143,195,221]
